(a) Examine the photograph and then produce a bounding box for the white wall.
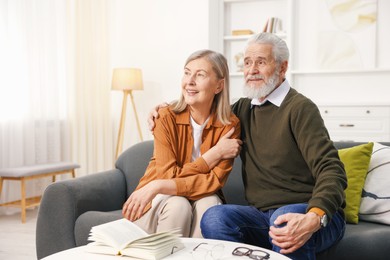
[109,0,390,150]
[109,0,211,146]
[290,0,390,105]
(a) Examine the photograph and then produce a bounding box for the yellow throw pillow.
[338,142,373,224]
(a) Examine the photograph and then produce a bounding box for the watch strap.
[309,207,325,217]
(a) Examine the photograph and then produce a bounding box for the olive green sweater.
[232,88,347,218]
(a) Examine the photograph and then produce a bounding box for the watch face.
[321,215,328,227]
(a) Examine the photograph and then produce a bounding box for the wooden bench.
[0,162,80,223]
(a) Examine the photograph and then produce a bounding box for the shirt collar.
[176,106,223,128]
[251,79,291,108]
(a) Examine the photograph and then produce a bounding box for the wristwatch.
[320,214,328,228]
[309,208,328,228]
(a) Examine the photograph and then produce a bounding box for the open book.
[86,218,184,260]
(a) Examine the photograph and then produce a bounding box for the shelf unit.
[212,0,293,102]
[209,0,390,141]
[290,68,390,75]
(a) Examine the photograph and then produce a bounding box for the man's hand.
[147,102,169,132]
[268,212,320,254]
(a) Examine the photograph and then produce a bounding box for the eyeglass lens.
[192,243,225,260]
[232,247,270,260]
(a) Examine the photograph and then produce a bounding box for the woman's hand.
[122,182,158,221]
[122,179,177,221]
[215,128,242,159]
[202,128,242,169]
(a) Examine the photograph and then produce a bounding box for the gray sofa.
[36,141,390,259]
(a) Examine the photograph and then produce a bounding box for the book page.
[88,218,148,250]
[130,228,181,245]
[87,219,184,259]
[121,238,184,260]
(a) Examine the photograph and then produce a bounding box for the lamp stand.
[115,90,143,159]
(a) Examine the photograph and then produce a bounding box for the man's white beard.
[243,72,279,100]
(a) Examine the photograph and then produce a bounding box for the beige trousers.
[134,194,221,238]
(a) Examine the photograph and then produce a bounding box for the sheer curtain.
[67,0,114,174]
[0,0,114,213]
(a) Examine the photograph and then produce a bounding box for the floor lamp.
[112,68,144,159]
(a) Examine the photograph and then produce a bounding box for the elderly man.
[199,33,347,260]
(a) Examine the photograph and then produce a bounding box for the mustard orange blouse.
[135,105,241,204]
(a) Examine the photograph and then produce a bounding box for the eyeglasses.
[192,242,225,260]
[232,247,270,260]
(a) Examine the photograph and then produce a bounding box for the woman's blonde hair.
[172,49,232,125]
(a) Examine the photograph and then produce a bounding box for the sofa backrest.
[115,140,390,205]
[223,156,247,205]
[116,140,154,197]
[333,141,390,149]
[115,140,247,203]
[115,140,248,204]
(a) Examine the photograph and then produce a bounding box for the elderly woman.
[122,50,241,237]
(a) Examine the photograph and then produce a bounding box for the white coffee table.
[42,238,290,260]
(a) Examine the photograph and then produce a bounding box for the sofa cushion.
[74,210,122,247]
[359,142,390,224]
[317,220,390,260]
[338,142,373,224]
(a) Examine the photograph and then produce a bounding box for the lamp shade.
[111,68,144,91]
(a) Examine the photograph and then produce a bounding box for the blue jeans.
[200,203,345,260]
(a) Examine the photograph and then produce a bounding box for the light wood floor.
[0,208,38,260]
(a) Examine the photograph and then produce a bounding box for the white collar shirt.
[250,79,291,108]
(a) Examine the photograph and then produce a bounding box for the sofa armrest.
[36,169,126,259]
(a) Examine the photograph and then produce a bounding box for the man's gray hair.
[245,32,289,64]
